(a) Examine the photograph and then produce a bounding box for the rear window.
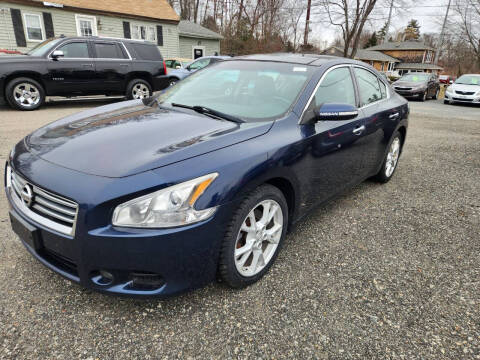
[130,43,161,61]
[94,42,126,59]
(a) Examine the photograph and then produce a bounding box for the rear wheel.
[219,185,288,288]
[126,79,152,100]
[6,77,45,111]
[373,131,403,183]
[169,77,179,86]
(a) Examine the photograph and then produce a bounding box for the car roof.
[229,53,360,67]
[54,36,154,44]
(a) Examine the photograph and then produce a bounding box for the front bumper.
[393,88,426,98]
[444,92,480,103]
[5,166,233,298]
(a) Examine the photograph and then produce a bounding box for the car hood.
[0,55,42,63]
[393,81,427,87]
[25,100,273,178]
[450,83,480,93]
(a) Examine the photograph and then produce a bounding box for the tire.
[373,131,403,183]
[126,79,152,100]
[444,99,449,104]
[219,184,288,288]
[433,88,439,100]
[169,77,179,86]
[5,77,45,111]
[420,91,427,102]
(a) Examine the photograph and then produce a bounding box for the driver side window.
[56,42,89,58]
[314,67,356,107]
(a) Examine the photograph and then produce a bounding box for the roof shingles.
[178,20,223,40]
[34,0,180,22]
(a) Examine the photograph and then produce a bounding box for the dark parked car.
[168,56,230,85]
[0,36,170,110]
[392,72,440,101]
[5,54,408,297]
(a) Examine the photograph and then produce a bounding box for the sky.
[308,0,454,45]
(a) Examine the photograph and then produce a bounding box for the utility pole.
[383,0,394,44]
[434,0,451,64]
[304,0,312,47]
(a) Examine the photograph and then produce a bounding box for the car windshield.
[399,74,429,82]
[157,60,315,121]
[26,38,63,56]
[455,75,480,85]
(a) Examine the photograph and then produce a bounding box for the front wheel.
[5,77,45,111]
[373,131,403,183]
[420,91,427,102]
[126,79,152,100]
[433,88,439,100]
[219,184,288,288]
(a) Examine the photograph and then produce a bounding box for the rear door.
[352,66,395,176]
[46,40,95,95]
[92,40,131,93]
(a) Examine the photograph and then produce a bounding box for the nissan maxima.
[5,54,408,297]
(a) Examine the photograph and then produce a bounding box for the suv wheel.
[126,79,152,100]
[6,77,45,111]
[219,184,288,288]
[433,88,439,100]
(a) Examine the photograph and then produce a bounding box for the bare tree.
[320,0,379,58]
[454,0,480,66]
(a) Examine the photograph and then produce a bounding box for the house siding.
[0,2,179,57]
[179,36,220,59]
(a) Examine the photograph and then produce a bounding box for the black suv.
[0,36,170,110]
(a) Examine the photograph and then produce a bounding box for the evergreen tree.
[364,32,378,48]
[404,19,421,41]
[377,21,389,43]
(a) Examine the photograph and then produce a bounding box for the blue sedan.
[5,54,408,297]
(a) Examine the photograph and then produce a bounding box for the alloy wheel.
[132,83,150,99]
[13,83,40,108]
[234,199,283,277]
[385,137,400,177]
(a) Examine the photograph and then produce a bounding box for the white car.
[444,74,480,105]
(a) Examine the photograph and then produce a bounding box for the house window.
[75,15,97,37]
[131,24,156,42]
[23,13,44,41]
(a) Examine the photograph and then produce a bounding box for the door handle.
[352,125,365,135]
[389,112,400,119]
[119,64,129,67]
[81,63,93,67]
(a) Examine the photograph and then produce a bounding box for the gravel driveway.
[0,99,479,359]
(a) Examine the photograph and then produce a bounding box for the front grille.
[395,87,412,91]
[7,166,79,236]
[455,90,475,95]
[453,97,473,102]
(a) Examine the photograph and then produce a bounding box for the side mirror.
[314,103,359,121]
[449,80,453,84]
[175,65,181,69]
[51,50,64,60]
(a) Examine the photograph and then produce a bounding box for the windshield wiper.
[171,103,245,124]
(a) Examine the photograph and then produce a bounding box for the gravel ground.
[0,99,479,359]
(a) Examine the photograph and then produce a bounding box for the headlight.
[112,173,218,228]
[446,86,452,93]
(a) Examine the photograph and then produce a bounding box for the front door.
[296,66,368,208]
[192,46,205,59]
[46,40,95,96]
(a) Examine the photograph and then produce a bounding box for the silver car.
[444,74,480,105]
